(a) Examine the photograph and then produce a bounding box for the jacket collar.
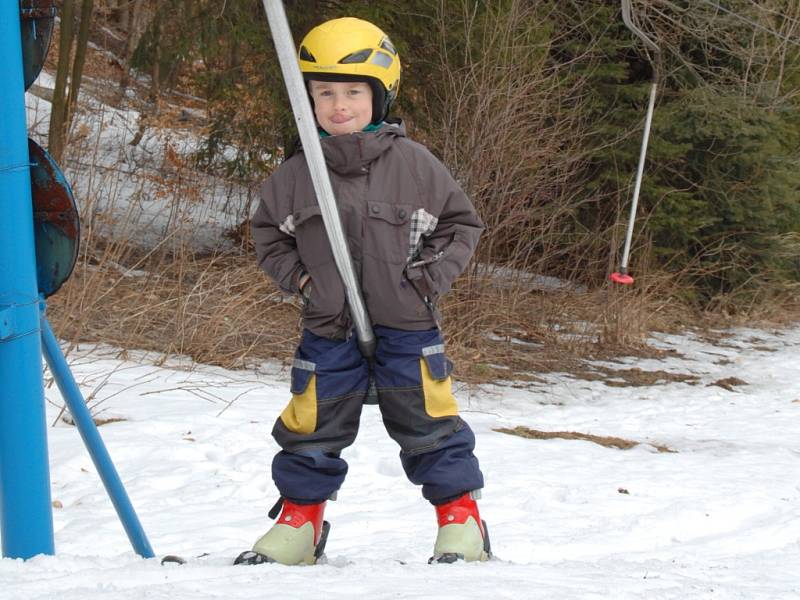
[316,120,406,175]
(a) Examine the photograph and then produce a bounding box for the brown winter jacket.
[251,121,484,340]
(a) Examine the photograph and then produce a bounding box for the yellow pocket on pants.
[280,361,318,434]
[420,354,458,419]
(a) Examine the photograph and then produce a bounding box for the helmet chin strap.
[366,79,387,124]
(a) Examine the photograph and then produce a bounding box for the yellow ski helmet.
[298,17,401,124]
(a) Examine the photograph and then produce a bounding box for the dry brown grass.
[41,209,774,382]
[48,250,301,369]
[494,426,677,453]
[46,230,685,380]
[43,166,796,385]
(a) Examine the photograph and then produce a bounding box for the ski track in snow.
[2,327,800,599]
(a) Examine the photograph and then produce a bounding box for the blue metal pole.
[0,4,55,559]
[40,317,155,558]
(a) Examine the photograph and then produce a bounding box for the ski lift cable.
[610,0,660,286]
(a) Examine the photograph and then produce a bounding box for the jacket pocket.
[301,263,349,338]
[293,205,334,268]
[364,201,413,265]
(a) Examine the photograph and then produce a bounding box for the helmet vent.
[339,48,372,64]
[380,38,397,56]
[299,46,316,62]
[370,51,393,69]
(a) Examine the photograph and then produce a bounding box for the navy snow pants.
[271,326,484,504]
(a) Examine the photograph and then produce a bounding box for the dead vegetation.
[582,366,699,387]
[37,3,800,387]
[708,377,748,392]
[494,426,676,453]
[45,237,710,385]
[48,250,300,370]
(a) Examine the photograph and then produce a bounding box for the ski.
[160,552,209,565]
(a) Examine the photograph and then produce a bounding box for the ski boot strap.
[269,497,327,546]
[434,491,486,537]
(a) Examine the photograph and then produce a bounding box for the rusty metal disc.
[20,0,56,91]
[29,138,80,298]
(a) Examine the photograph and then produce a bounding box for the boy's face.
[309,80,373,136]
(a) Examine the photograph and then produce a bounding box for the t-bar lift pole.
[261,0,376,358]
[610,0,660,285]
[0,4,55,559]
[1,5,153,559]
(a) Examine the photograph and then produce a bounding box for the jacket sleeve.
[251,165,305,295]
[414,148,484,300]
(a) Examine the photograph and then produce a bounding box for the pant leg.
[372,326,484,503]
[272,329,369,502]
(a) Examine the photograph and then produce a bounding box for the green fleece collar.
[319,122,384,138]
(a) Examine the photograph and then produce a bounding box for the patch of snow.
[25,75,253,255]
[477,263,587,293]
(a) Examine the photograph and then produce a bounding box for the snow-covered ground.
[2,326,799,599]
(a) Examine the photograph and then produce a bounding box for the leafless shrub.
[421,1,595,274]
[410,0,679,360]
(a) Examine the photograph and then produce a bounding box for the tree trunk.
[49,0,76,163]
[113,0,129,29]
[119,0,148,92]
[65,0,95,132]
[149,7,162,109]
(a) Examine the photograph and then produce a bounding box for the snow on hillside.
[26,72,253,254]
[2,326,799,599]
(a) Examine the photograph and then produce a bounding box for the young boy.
[239,17,489,566]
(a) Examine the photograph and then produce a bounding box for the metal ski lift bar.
[610,0,660,286]
[260,0,376,359]
[621,0,659,54]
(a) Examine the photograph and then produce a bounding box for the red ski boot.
[429,491,491,563]
[235,498,331,566]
